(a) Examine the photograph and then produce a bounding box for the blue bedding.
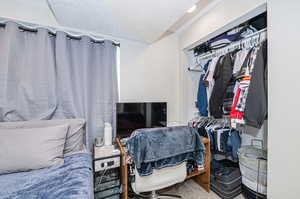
[0,153,93,199]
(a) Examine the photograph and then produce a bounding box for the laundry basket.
[237,139,267,195]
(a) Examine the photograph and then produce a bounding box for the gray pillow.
[0,119,86,156]
[0,125,69,175]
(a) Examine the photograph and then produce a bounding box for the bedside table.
[93,145,121,199]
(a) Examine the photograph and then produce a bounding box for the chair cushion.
[132,162,187,193]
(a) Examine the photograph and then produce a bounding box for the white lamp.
[104,122,112,146]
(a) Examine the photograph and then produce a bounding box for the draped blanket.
[0,153,93,199]
[126,126,206,176]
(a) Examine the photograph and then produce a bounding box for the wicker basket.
[237,139,267,195]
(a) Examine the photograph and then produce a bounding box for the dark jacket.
[209,54,234,118]
[244,41,268,128]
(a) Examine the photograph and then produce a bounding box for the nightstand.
[93,145,121,199]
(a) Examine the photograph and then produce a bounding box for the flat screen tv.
[116,102,167,138]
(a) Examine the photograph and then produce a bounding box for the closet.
[188,12,268,199]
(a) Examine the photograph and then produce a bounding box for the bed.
[0,153,93,199]
[0,119,94,199]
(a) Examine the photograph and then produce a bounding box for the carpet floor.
[163,179,245,199]
[130,179,245,199]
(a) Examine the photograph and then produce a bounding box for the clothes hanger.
[205,118,214,128]
[200,117,209,127]
[222,118,227,129]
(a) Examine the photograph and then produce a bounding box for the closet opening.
[188,11,268,199]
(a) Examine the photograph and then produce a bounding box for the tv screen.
[116,102,167,138]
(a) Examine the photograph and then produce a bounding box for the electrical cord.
[98,167,108,185]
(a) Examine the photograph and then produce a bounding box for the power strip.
[94,156,120,172]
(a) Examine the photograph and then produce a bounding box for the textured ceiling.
[47,0,199,43]
[0,0,59,27]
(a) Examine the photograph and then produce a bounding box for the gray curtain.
[0,21,118,150]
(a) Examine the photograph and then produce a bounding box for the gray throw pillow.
[0,119,86,156]
[0,125,69,175]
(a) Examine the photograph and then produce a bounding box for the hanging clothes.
[209,53,234,118]
[204,56,220,108]
[244,40,268,128]
[230,87,244,123]
[192,25,267,129]
[195,118,242,161]
[196,60,211,116]
[230,46,260,127]
[226,130,241,160]
[233,49,250,78]
[222,81,235,115]
[224,49,249,115]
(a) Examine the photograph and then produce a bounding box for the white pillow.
[0,119,86,156]
[0,125,69,175]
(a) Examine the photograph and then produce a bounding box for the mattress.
[0,153,93,199]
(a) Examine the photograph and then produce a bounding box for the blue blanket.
[0,153,93,199]
[126,126,205,176]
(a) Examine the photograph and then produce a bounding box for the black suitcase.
[211,183,242,199]
[211,167,242,199]
[242,184,267,199]
[217,159,239,168]
[211,159,239,173]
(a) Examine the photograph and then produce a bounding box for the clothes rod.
[196,28,267,61]
[188,67,203,72]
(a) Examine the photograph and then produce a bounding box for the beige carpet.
[162,179,245,199]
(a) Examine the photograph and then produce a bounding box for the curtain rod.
[0,21,120,47]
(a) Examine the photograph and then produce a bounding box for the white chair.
[131,162,187,199]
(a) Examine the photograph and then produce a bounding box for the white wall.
[119,35,181,125]
[178,0,266,123]
[268,1,300,198]
[180,0,266,49]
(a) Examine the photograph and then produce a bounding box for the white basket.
[242,175,267,195]
[238,139,267,195]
